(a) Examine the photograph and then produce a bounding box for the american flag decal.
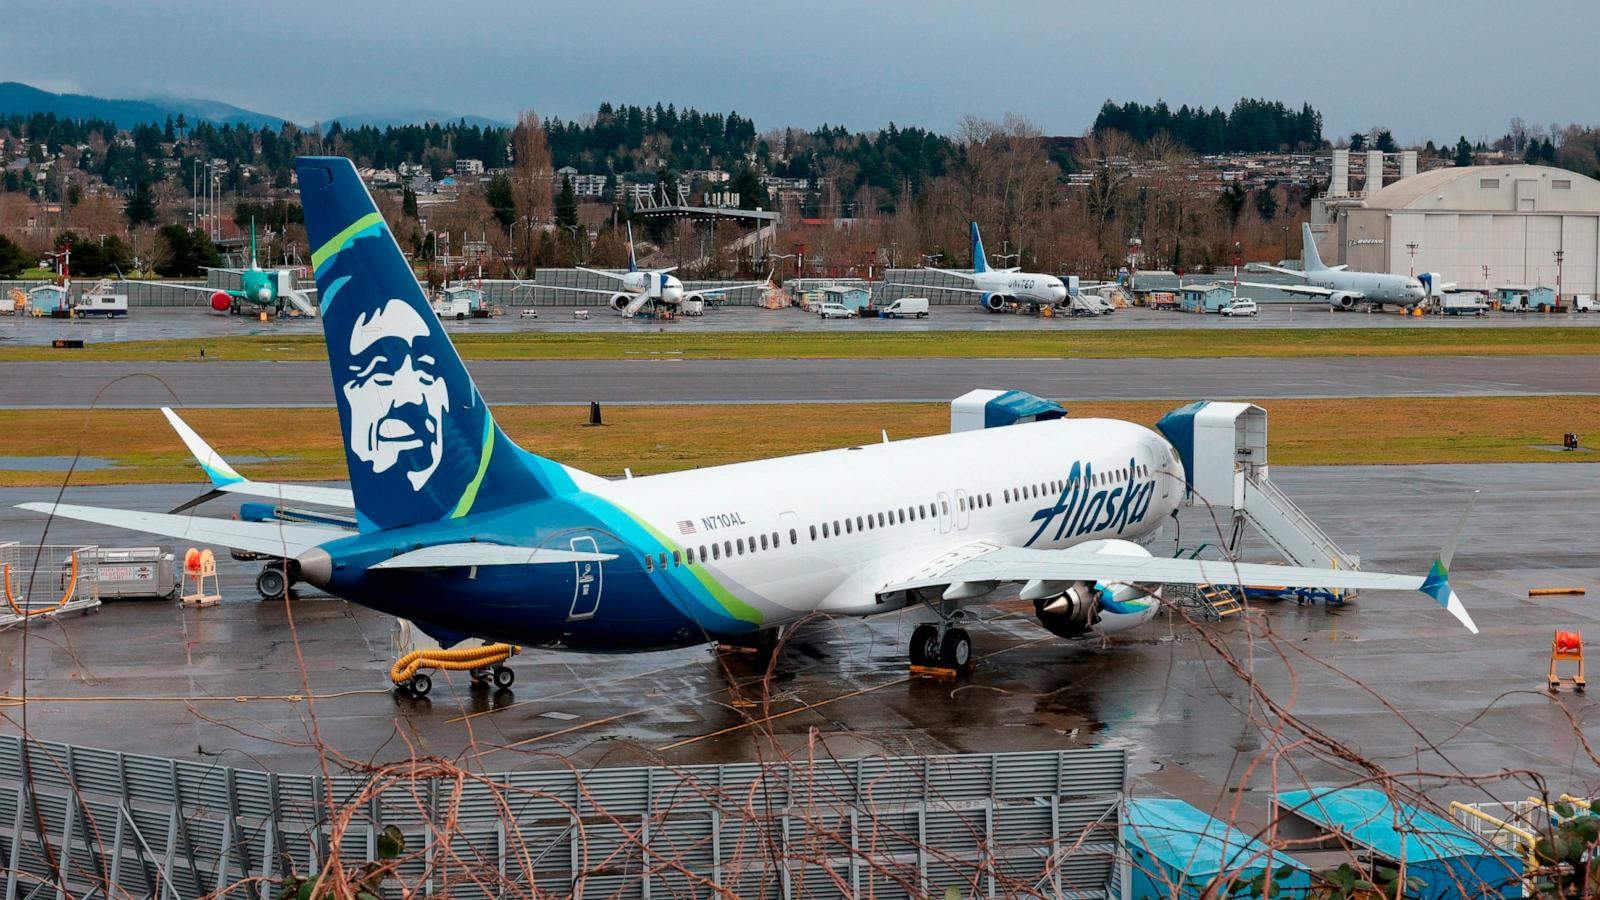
[676,520,696,535]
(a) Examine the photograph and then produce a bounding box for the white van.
[1573,294,1597,313]
[882,297,929,318]
[1218,297,1258,317]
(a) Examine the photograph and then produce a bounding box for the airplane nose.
[257,287,272,303]
[1052,285,1067,301]
[662,285,683,302]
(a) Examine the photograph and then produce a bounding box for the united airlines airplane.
[20,158,1478,680]
[520,223,772,317]
[914,222,1070,312]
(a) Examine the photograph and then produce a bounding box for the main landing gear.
[908,620,973,669]
[255,565,290,601]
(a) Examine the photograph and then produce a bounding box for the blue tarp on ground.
[1124,798,1314,899]
[1277,788,1523,899]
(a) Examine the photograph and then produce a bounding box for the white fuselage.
[588,418,1183,624]
[972,270,1069,306]
[620,270,685,304]
[1305,269,1426,306]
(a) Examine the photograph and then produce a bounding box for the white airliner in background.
[520,223,773,317]
[21,157,1478,683]
[910,222,1070,312]
[1241,223,1448,311]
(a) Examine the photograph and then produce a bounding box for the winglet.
[161,407,244,488]
[1421,492,1479,634]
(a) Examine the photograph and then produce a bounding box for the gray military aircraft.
[1241,223,1449,311]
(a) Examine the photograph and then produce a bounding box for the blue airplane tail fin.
[296,156,579,532]
[970,221,989,274]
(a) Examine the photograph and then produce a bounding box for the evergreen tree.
[555,175,578,228]
[1374,130,1397,153]
[156,225,221,276]
[402,186,419,220]
[728,165,769,209]
[1349,132,1366,152]
[485,175,514,231]
[1454,136,1474,167]
[0,234,29,278]
[125,180,157,226]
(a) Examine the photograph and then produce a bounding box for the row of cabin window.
[643,528,803,572]
[1001,464,1150,505]
[647,464,1157,570]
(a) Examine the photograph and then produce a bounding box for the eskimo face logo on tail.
[342,298,448,491]
[1025,459,1156,547]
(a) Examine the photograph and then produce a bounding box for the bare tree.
[510,110,553,268]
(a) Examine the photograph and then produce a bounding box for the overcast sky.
[5,0,1596,144]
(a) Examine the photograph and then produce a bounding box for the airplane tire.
[940,629,972,669]
[909,624,939,666]
[255,567,288,601]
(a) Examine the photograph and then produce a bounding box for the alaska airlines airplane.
[521,223,772,317]
[1241,223,1447,311]
[913,222,1069,312]
[21,158,1477,680]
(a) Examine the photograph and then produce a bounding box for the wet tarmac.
[5,354,1596,408]
[2,302,1597,348]
[2,464,1595,803]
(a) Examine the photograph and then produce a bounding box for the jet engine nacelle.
[1029,539,1162,639]
[210,291,232,312]
[609,293,634,312]
[984,293,1012,312]
[1328,291,1362,311]
[679,292,704,307]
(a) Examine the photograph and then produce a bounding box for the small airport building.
[1319,163,1600,298]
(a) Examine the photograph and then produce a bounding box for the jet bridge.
[1157,401,1360,579]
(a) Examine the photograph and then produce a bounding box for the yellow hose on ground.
[390,644,519,683]
[3,553,78,617]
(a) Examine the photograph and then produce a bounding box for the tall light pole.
[1554,249,1564,308]
[1481,264,1491,291]
[1405,241,1419,277]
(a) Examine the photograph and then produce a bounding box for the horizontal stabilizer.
[17,502,343,558]
[370,543,618,570]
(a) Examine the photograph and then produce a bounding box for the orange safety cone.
[181,547,222,607]
[1548,630,1586,693]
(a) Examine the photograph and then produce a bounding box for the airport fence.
[0,734,1127,899]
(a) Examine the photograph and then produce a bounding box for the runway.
[2,354,1595,407]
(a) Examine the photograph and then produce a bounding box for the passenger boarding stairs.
[1165,402,1360,593]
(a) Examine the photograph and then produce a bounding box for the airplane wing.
[161,407,355,510]
[1236,281,1350,299]
[123,281,239,297]
[575,266,628,282]
[370,543,616,570]
[707,270,776,293]
[879,539,1476,633]
[17,502,344,558]
[925,267,980,282]
[1244,264,1309,278]
[896,282,995,296]
[516,283,624,298]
